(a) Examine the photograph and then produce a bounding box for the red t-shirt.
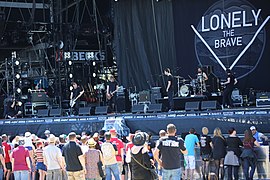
[2,142,11,163]
[110,137,124,162]
[12,146,30,171]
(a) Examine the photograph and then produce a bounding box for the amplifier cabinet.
[256,98,270,107]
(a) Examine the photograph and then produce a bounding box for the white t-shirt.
[43,144,62,170]
[101,142,117,165]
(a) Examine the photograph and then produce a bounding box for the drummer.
[197,67,208,82]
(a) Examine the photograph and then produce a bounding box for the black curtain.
[113,0,176,91]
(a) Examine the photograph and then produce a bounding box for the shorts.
[184,155,195,169]
[5,162,12,170]
[25,146,33,151]
[36,162,47,171]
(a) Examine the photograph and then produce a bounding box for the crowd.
[0,124,268,180]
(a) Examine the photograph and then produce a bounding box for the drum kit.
[175,75,206,97]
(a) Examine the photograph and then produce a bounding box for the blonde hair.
[213,127,224,139]
[202,127,209,135]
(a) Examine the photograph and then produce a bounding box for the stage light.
[69,86,73,91]
[69,73,73,79]
[68,60,73,66]
[15,74,20,79]
[93,73,96,77]
[16,88,21,94]
[92,61,96,66]
[94,85,97,90]
[15,60,20,66]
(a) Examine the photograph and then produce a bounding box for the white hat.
[250,126,256,130]
[44,130,50,134]
[24,132,31,137]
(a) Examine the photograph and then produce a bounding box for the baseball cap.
[250,126,256,130]
[109,129,117,134]
[25,132,31,137]
[44,130,50,134]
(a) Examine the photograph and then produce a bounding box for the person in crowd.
[184,128,200,180]
[156,130,167,180]
[130,132,152,179]
[125,133,135,179]
[109,129,124,180]
[43,134,64,180]
[93,132,102,150]
[250,126,268,145]
[154,124,187,180]
[62,132,85,180]
[212,128,226,179]
[44,130,51,140]
[101,132,120,180]
[99,130,106,143]
[164,68,174,111]
[11,138,31,180]
[0,138,7,180]
[35,141,47,180]
[240,129,260,180]
[224,127,242,180]
[57,134,66,152]
[24,132,36,180]
[2,134,12,180]
[250,126,268,179]
[221,69,237,109]
[80,135,89,155]
[85,138,103,180]
[199,127,212,180]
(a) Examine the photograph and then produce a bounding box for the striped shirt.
[35,148,44,163]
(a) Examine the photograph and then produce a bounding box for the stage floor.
[1,106,270,137]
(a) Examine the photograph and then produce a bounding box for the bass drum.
[180,85,190,97]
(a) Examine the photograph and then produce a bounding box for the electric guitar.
[70,98,77,107]
[106,90,118,100]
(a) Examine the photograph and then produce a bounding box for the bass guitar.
[106,90,118,100]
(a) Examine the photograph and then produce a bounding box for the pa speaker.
[132,104,145,114]
[79,107,92,116]
[185,101,200,111]
[201,101,220,110]
[148,104,162,113]
[95,106,108,115]
[49,108,62,117]
[37,109,49,117]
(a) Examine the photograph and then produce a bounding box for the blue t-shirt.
[185,134,199,156]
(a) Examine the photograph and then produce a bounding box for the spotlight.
[68,60,73,66]
[93,73,96,77]
[92,61,96,66]
[16,88,21,94]
[69,73,73,79]
[15,60,20,66]
[15,74,20,79]
[94,85,97,90]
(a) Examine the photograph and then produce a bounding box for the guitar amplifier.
[256,92,270,99]
[139,91,150,102]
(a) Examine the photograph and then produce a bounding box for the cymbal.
[180,79,189,83]
[174,76,183,79]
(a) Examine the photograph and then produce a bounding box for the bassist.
[70,82,84,115]
[106,75,119,113]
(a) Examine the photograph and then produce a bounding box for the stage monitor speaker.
[148,104,162,113]
[132,104,145,114]
[201,101,220,110]
[95,106,108,115]
[49,108,62,117]
[139,91,150,102]
[185,101,200,111]
[79,107,92,116]
[37,109,49,117]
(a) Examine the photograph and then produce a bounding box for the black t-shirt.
[72,86,82,100]
[166,75,174,91]
[6,101,16,116]
[62,141,83,171]
[226,136,243,157]
[157,136,186,170]
[131,148,152,179]
[200,135,212,155]
[227,74,235,88]
[107,81,118,93]
[212,136,227,160]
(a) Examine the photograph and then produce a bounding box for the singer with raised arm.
[164,68,174,111]
[70,82,84,115]
[106,75,119,113]
[221,69,237,109]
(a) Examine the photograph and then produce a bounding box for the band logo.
[192,0,269,79]
[64,50,106,61]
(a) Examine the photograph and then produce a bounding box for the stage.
[1,107,270,137]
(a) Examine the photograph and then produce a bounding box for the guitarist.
[221,69,237,109]
[70,82,84,115]
[106,75,119,113]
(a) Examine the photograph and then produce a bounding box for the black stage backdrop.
[114,0,270,92]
